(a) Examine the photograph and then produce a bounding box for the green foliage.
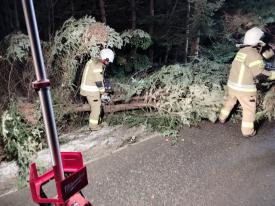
[228,0,275,25]
[1,32,30,63]
[118,59,229,125]
[262,88,275,120]
[115,57,275,134]
[201,40,237,63]
[191,0,226,36]
[107,112,180,139]
[0,101,44,184]
[121,29,152,50]
[127,54,152,72]
[48,16,123,88]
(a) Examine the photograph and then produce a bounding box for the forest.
[0,0,275,184]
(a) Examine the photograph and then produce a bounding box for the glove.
[103,79,114,94]
[101,93,111,104]
[265,62,273,70]
[268,71,275,81]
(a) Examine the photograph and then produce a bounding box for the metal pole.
[21,0,64,181]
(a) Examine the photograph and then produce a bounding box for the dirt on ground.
[0,144,5,162]
[0,124,160,196]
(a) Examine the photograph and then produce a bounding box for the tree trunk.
[131,0,136,29]
[70,0,75,16]
[48,0,55,39]
[2,1,14,34]
[72,103,154,114]
[190,30,201,60]
[174,49,179,63]
[164,46,170,65]
[13,0,20,30]
[99,0,107,24]
[194,30,200,59]
[184,0,191,63]
[149,0,155,62]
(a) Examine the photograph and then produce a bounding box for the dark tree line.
[0,0,274,64]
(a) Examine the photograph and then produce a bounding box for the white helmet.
[243,27,265,46]
[100,48,115,63]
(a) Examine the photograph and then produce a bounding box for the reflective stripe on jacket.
[80,59,104,96]
[227,47,271,95]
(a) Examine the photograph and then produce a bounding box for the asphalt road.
[1,121,275,206]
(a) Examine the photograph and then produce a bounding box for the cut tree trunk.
[72,102,154,114]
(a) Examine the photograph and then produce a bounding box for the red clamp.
[32,79,51,91]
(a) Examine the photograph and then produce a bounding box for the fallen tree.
[72,102,153,114]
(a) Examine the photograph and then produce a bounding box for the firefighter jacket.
[80,59,105,97]
[227,46,272,96]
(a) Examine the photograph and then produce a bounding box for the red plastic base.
[29,152,89,205]
[64,193,92,206]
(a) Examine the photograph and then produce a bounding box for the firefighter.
[80,48,115,130]
[218,27,275,137]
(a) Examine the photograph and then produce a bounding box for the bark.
[130,0,137,71]
[13,0,20,30]
[70,0,75,16]
[2,1,13,35]
[173,49,178,63]
[184,0,191,63]
[72,103,154,113]
[170,0,179,17]
[99,0,107,23]
[149,0,155,62]
[131,0,136,29]
[48,0,55,39]
[190,30,201,60]
[194,30,200,58]
[164,46,170,65]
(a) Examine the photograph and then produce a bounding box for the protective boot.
[242,130,256,138]
[218,117,226,124]
[238,95,256,137]
[89,124,103,131]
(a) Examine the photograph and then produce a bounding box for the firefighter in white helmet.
[219,27,275,137]
[80,48,115,130]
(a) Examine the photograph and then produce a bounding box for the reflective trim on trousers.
[89,119,98,125]
[227,81,257,93]
[81,85,99,92]
[241,121,254,129]
[220,109,230,116]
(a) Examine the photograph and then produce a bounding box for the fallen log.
[72,102,155,113]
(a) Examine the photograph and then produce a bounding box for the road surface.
[1,121,275,206]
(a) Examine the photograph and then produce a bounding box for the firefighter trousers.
[219,91,256,136]
[87,92,101,129]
